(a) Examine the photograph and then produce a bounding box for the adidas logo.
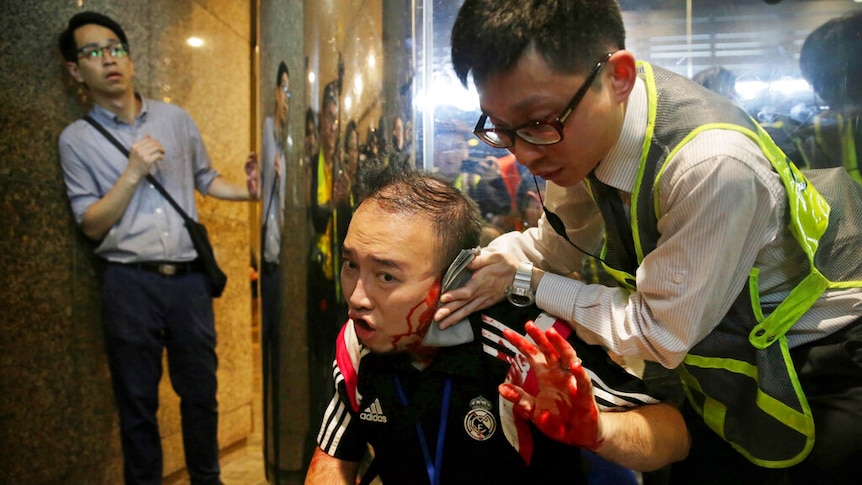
[359,398,388,423]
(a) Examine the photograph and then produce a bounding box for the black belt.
[262,261,279,275]
[115,259,204,276]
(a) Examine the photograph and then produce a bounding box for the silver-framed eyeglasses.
[281,85,292,99]
[77,42,129,61]
[473,52,613,149]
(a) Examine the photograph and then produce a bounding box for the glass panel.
[419,1,862,244]
[280,0,862,476]
[301,0,417,471]
[622,0,861,174]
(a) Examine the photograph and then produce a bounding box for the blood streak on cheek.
[393,281,442,347]
[421,281,441,325]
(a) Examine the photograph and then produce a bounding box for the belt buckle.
[158,263,177,276]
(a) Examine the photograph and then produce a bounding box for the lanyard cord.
[393,376,452,485]
[533,175,610,266]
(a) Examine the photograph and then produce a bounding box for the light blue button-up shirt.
[260,116,286,265]
[59,96,220,263]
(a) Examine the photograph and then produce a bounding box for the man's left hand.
[245,152,259,199]
[499,321,604,451]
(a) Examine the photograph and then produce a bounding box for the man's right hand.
[81,135,165,240]
[126,135,165,182]
[433,247,520,328]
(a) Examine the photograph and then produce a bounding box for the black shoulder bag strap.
[260,170,279,243]
[82,116,194,225]
[82,115,228,298]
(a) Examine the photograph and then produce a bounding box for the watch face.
[507,289,534,308]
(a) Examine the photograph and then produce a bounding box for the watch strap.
[507,261,535,307]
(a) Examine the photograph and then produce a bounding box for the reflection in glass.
[306,79,343,460]
[259,60,290,482]
[285,0,862,474]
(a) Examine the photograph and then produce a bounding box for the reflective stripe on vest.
[597,61,862,467]
[315,149,335,281]
[813,112,862,185]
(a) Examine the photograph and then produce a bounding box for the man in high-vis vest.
[435,1,862,483]
[307,79,345,461]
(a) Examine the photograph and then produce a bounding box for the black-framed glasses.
[77,42,129,61]
[281,85,292,99]
[473,52,613,149]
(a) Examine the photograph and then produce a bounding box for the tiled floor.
[217,337,306,485]
[219,431,268,485]
[166,330,305,485]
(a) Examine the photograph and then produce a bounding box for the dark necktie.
[587,173,638,275]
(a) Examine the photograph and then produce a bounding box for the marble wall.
[0,0,256,482]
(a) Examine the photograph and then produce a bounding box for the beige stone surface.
[0,1,254,483]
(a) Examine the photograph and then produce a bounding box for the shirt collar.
[137,93,149,121]
[431,340,488,378]
[88,92,148,127]
[592,75,647,193]
[380,336,490,380]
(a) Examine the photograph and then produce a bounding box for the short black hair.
[59,11,129,63]
[276,61,289,87]
[356,166,483,275]
[800,10,862,107]
[451,0,625,88]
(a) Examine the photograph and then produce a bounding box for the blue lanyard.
[393,375,452,485]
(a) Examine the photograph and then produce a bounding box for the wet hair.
[276,61,289,87]
[451,0,625,88]
[357,166,483,275]
[800,10,862,107]
[59,11,129,63]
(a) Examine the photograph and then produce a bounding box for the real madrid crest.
[463,396,496,441]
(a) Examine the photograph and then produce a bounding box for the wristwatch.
[506,261,535,307]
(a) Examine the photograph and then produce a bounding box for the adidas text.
[359,412,388,423]
[360,398,388,423]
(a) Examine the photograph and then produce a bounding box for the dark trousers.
[260,265,281,479]
[260,264,281,344]
[102,264,221,485]
[669,315,862,485]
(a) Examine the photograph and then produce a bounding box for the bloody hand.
[499,321,603,451]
